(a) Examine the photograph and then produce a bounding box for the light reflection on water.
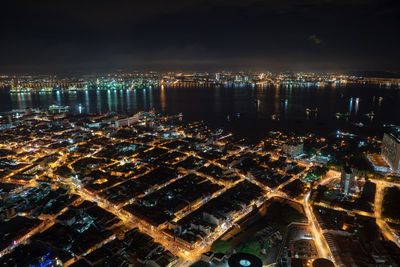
[2,85,400,139]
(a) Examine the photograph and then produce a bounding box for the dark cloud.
[0,0,399,73]
[309,35,324,45]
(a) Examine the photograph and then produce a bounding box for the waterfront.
[2,84,400,139]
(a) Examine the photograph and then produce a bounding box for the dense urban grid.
[1,106,400,267]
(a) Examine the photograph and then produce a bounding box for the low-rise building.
[115,114,139,127]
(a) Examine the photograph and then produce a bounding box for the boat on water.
[336,112,349,119]
[365,111,375,119]
[49,105,71,113]
[353,122,365,127]
[271,114,280,120]
[306,108,318,115]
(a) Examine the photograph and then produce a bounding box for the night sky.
[1,0,399,73]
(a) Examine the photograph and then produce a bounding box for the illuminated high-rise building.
[340,166,355,195]
[381,132,400,173]
[282,141,303,157]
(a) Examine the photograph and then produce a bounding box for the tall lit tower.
[381,132,400,173]
[340,166,355,195]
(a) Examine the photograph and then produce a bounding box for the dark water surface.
[1,85,400,140]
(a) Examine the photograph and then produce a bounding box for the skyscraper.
[381,132,400,173]
[340,166,355,195]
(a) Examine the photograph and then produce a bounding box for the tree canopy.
[382,186,400,221]
[210,240,231,254]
